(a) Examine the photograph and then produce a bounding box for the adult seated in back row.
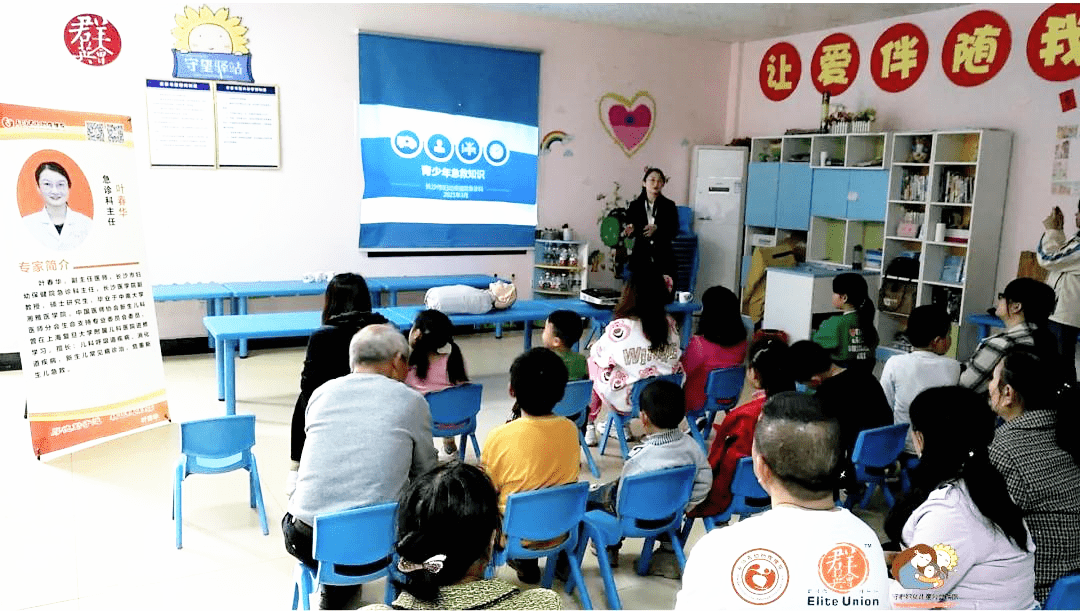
[677,392,890,609]
[959,277,1059,395]
[988,348,1080,604]
[284,323,438,610]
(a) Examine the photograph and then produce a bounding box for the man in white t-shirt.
[677,392,890,610]
[879,305,961,454]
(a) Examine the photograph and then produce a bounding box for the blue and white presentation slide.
[358,34,539,249]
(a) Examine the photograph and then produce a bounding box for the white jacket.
[24,208,93,251]
[1037,228,1080,328]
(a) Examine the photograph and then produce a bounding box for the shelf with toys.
[533,239,588,298]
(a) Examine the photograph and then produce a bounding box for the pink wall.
[0,2,730,346]
[734,3,1075,294]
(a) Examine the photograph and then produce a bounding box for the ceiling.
[471,3,965,43]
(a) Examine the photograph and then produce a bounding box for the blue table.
[367,274,500,307]
[221,281,331,357]
[153,283,234,348]
[204,308,411,414]
[203,299,702,415]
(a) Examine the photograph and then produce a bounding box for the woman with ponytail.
[884,386,1035,609]
[813,272,879,373]
[365,462,561,610]
[987,348,1080,603]
[405,309,470,455]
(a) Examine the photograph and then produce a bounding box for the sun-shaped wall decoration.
[171,5,248,54]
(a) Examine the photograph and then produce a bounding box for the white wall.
[733,3,1074,297]
[1,2,730,348]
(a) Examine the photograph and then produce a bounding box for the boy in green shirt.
[542,309,588,380]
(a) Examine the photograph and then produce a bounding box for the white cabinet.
[878,129,1012,359]
[763,265,881,343]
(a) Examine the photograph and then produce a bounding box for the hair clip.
[397,554,446,574]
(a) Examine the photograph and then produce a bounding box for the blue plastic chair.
[552,379,601,478]
[680,456,770,542]
[490,482,593,610]
[173,414,268,549]
[1045,574,1080,609]
[292,502,398,610]
[844,423,910,510]
[686,366,746,451]
[900,455,919,495]
[425,383,483,460]
[578,465,696,610]
[599,374,683,460]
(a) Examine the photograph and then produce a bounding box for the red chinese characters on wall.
[871,23,929,93]
[759,42,801,101]
[811,33,860,96]
[64,14,121,66]
[1028,3,1080,81]
[942,10,1012,86]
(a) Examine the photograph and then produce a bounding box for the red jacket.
[687,391,765,518]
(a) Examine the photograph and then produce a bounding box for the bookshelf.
[877,129,1013,359]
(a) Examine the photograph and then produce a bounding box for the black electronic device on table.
[579,287,621,308]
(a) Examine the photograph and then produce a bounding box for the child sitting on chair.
[404,309,469,456]
[508,309,589,422]
[543,309,588,381]
[481,347,580,585]
[587,379,711,566]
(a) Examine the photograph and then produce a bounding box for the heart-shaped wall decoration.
[599,91,656,157]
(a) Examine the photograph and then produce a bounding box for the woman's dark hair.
[35,161,71,184]
[748,336,794,396]
[1001,278,1060,364]
[884,386,1029,552]
[635,166,668,201]
[393,462,502,603]
[832,273,879,351]
[697,285,747,347]
[613,266,671,350]
[408,309,468,384]
[321,273,372,324]
[999,348,1080,466]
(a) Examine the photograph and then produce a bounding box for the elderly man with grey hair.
[283,323,438,609]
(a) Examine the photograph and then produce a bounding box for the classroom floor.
[8,328,890,610]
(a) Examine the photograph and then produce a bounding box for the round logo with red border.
[818,543,870,593]
[811,33,860,95]
[871,22,929,92]
[64,14,122,66]
[732,548,790,604]
[759,42,801,101]
[942,10,1011,87]
[1027,4,1080,81]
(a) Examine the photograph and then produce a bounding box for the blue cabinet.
[847,170,889,220]
[776,165,812,230]
[746,163,812,230]
[810,169,888,220]
[810,170,850,218]
[745,163,779,227]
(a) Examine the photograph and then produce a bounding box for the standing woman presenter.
[624,167,679,292]
[24,161,92,251]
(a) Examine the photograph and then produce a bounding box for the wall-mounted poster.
[145,79,216,167]
[0,103,170,459]
[357,34,539,249]
[214,83,280,168]
[1052,125,1080,195]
